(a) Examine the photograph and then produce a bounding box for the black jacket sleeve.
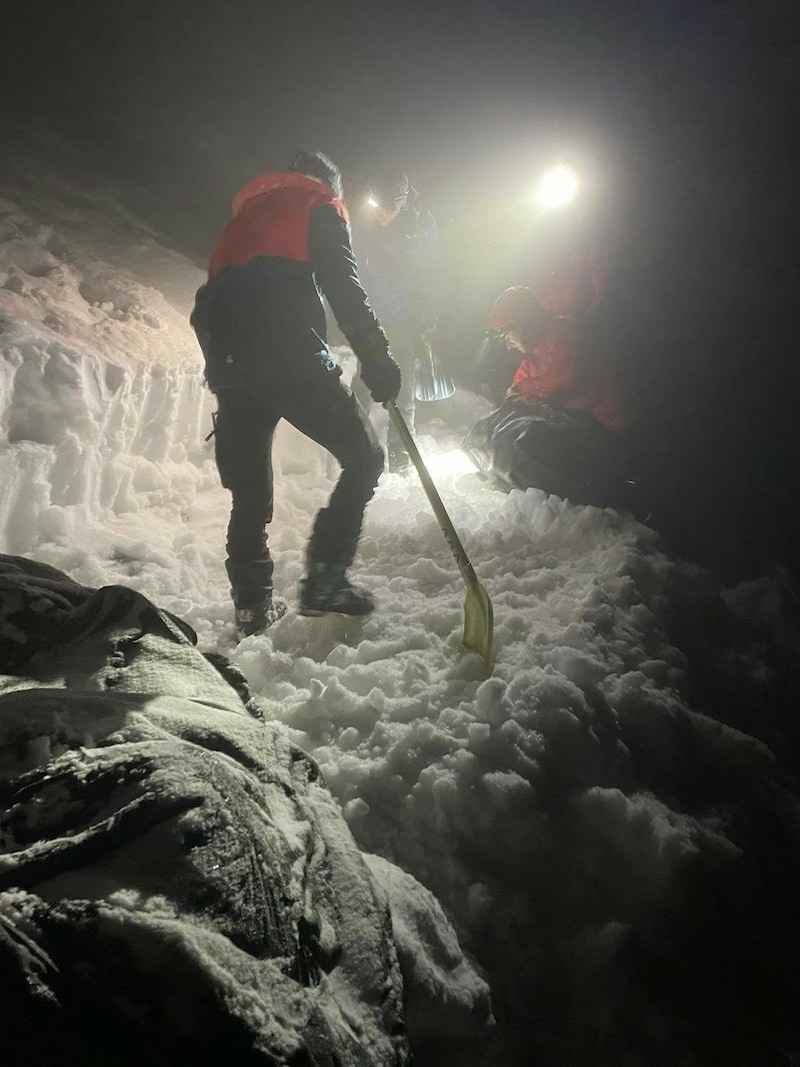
[309,203,389,362]
[189,283,212,353]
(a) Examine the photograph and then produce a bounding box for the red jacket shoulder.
[209,173,347,276]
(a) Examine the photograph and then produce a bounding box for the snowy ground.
[2,178,799,1064]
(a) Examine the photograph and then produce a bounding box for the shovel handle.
[385,402,473,581]
[385,401,494,666]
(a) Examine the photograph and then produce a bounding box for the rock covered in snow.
[0,554,411,1065]
[365,853,495,1062]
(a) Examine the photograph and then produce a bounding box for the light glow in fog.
[534,166,579,208]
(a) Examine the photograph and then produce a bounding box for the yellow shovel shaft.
[386,401,494,667]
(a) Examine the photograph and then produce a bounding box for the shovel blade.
[463,576,494,666]
[415,342,455,402]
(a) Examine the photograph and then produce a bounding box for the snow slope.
[2,174,799,1064]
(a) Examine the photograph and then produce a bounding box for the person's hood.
[230,172,335,217]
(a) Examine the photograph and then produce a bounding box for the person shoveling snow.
[191,151,401,637]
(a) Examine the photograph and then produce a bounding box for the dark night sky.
[5,1,786,217]
[3,0,799,577]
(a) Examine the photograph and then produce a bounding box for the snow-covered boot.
[387,446,411,475]
[235,595,288,638]
[299,562,375,617]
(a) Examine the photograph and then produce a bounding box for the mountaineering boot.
[299,562,375,617]
[235,595,288,638]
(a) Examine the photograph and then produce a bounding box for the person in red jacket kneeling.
[468,256,636,509]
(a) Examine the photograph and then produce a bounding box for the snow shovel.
[414,341,455,403]
[386,401,494,668]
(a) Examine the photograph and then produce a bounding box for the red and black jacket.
[194,172,387,389]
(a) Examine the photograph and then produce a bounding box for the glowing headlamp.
[534,166,580,209]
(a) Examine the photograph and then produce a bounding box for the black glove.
[360,353,401,404]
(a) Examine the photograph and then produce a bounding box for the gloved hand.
[360,353,401,404]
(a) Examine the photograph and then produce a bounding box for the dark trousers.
[214,360,384,608]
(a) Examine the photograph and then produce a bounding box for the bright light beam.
[420,448,477,480]
[366,196,379,208]
[534,166,579,209]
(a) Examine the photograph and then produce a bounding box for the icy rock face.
[0,557,409,1066]
[0,195,214,555]
[0,344,212,554]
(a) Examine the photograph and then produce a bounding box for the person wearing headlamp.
[356,172,441,472]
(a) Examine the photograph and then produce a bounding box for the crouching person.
[467,275,635,510]
[191,151,400,637]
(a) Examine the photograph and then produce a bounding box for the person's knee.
[363,441,385,489]
[216,440,260,493]
[342,439,384,492]
[230,485,272,524]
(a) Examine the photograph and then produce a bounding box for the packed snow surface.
[2,182,799,1064]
